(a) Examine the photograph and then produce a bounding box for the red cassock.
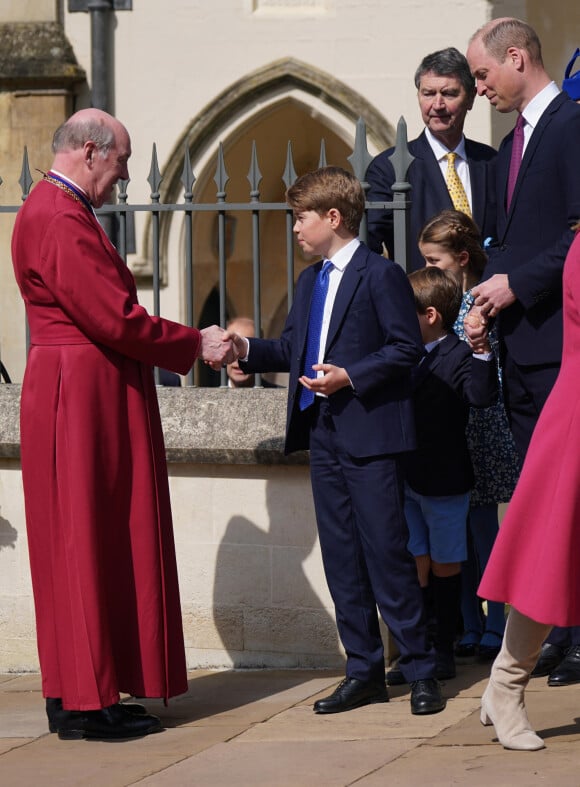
[479,231,580,628]
[11,178,200,710]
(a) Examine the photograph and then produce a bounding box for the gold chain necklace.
[42,172,94,215]
[43,173,84,204]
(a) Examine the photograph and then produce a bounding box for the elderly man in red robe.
[11,108,234,741]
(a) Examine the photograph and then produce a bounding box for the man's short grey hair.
[472,18,543,67]
[52,117,115,157]
[414,46,476,97]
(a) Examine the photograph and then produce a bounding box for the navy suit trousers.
[308,399,436,683]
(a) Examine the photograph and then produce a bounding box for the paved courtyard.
[1,662,580,786]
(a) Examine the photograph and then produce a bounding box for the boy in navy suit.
[231,166,445,716]
[389,267,496,685]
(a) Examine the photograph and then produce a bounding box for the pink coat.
[12,178,199,709]
[479,231,580,627]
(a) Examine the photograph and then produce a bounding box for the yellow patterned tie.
[445,152,472,217]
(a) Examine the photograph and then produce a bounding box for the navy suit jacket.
[241,244,423,456]
[484,93,580,365]
[366,131,497,270]
[403,334,498,497]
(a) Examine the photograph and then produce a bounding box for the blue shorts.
[404,483,469,564]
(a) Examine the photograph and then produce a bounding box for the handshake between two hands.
[198,325,365,396]
[199,325,248,370]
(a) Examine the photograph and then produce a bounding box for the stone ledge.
[0,22,86,90]
[0,384,308,465]
[0,385,19,459]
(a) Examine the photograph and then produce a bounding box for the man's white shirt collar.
[521,81,560,131]
[424,127,467,161]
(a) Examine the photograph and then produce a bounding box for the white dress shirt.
[315,237,361,370]
[519,81,560,153]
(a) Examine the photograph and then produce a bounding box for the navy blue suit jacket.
[242,244,423,456]
[366,131,497,270]
[366,132,497,270]
[484,93,580,365]
[403,334,498,497]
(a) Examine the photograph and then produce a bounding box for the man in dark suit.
[366,47,497,270]
[466,17,580,688]
[232,166,445,716]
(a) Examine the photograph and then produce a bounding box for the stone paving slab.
[0,738,32,756]
[355,741,580,786]
[144,670,341,728]
[0,674,45,692]
[137,739,421,787]
[0,674,23,686]
[0,685,51,737]
[0,726,247,787]
[236,698,480,742]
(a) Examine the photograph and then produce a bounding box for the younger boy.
[231,166,445,716]
[394,266,497,683]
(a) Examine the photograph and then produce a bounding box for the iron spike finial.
[214,142,229,199]
[282,141,297,189]
[181,145,196,201]
[389,116,414,183]
[347,117,373,182]
[247,141,262,199]
[147,143,163,200]
[19,147,33,199]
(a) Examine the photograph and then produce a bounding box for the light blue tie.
[300,260,333,411]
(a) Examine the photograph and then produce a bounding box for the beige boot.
[480,607,551,751]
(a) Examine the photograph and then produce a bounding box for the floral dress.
[455,291,521,507]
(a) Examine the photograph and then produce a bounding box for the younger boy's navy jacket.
[403,333,498,497]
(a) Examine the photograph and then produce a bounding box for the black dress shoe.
[313,677,389,714]
[119,700,149,715]
[455,630,480,661]
[435,651,456,681]
[386,668,407,686]
[477,643,501,662]
[476,630,503,662]
[454,641,478,661]
[548,645,580,686]
[46,697,149,733]
[410,678,446,715]
[530,643,566,678]
[55,703,162,740]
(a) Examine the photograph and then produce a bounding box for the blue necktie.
[299,260,333,411]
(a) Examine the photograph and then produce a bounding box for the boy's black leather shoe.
[410,678,446,715]
[313,677,388,714]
